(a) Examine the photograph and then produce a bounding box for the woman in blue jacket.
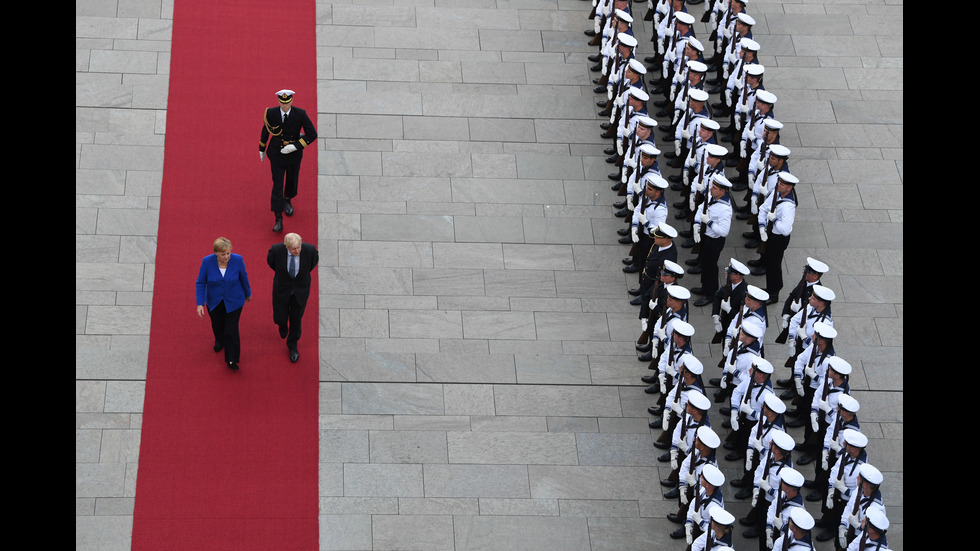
[196,237,252,370]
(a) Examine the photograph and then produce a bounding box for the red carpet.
[133,1,319,549]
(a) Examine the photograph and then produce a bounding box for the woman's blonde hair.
[213,237,233,253]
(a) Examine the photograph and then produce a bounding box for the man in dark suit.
[260,89,317,232]
[267,233,319,362]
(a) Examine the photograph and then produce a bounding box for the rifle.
[717,306,744,369]
[690,188,711,256]
[711,280,732,344]
[782,300,807,368]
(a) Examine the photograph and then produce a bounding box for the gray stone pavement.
[77,0,902,549]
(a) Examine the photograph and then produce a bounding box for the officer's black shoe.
[630,296,643,306]
[598,109,611,117]
[743,527,760,539]
[658,452,671,463]
[273,214,283,233]
[641,374,657,384]
[667,513,685,524]
[815,531,835,542]
[623,265,640,274]
[613,200,626,209]
[628,287,641,296]
[670,527,686,540]
[664,487,680,499]
[588,54,602,62]
[735,488,753,500]
[745,240,761,249]
[644,384,659,394]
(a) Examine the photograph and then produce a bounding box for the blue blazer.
[196,253,252,312]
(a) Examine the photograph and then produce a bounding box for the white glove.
[759,183,768,197]
[631,227,639,243]
[638,212,648,225]
[767,211,777,223]
[790,299,802,313]
[804,365,816,379]
[739,401,753,416]
[751,487,759,507]
[281,144,297,154]
[259,151,265,162]
[750,199,758,215]
[730,411,739,431]
[830,438,841,454]
[723,340,731,356]
[720,374,728,389]
[656,324,667,341]
[659,372,668,394]
[650,346,660,360]
[826,490,835,509]
[713,315,723,333]
[821,449,830,471]
[641,318,649,332]
[689,193,697,212]
[685,523,692,544]
[670,448,679,469]
[794,377,804,396]
[849,512,861,529]
[787,342,796,356]
[838,526,847,549]
[761,478,771,493]
[766,532,774,549]
[810,411,819,432]
[760,227,769,242]
[721,297,731,313]
[819,399,830,414]
[674,139,681,156]
[699,209,709,224]
[745,450,754,472]
[693,227,702,243]
[671,399,682,415]
[781,314,791,329]
[682,129,690,140]
[750,436,761,452]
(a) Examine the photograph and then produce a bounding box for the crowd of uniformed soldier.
[583,0,892,549]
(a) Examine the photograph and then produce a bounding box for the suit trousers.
[208,300,242,363]
[280,292,304,349]
[270,159,301,213]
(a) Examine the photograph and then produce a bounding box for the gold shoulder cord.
[263,109,283,137]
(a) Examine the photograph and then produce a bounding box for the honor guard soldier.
[637,259,685,351]
[691,506,736,551]
[845,506,891,551]
[680,143,727,225]
[743,120,785,194]
[764,466,806,550]
[774,257,829,351]
[783,321,837,416]
[667,424,720,503]
[688,173,733,300]
[613,114,657,189]
[623,172,669,273]
[260,89,317,232]
[740,429,795,538]
[642,295,692,374]
[669,88,711,167]
[772,507,816,551]
[717,315,765,404]
[718,284,770,373]
[655,348,707,442]
[724,356,775,459]
[785,284,835,368]
[678,118,720,189]
[739,88,776,167]
[730,390,786,483]
[709,258,750,331]
[659,381,710,467]
[813,428,868,535]
[674,463,726,543]
[633,223,680,315]
[752,171,799,301]
[834,463,884,548]
[742,142,790,225]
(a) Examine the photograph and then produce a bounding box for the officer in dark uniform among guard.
[260,89,318,233]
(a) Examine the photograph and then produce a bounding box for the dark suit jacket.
[267,242,319,324]
[260,106,317,165]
